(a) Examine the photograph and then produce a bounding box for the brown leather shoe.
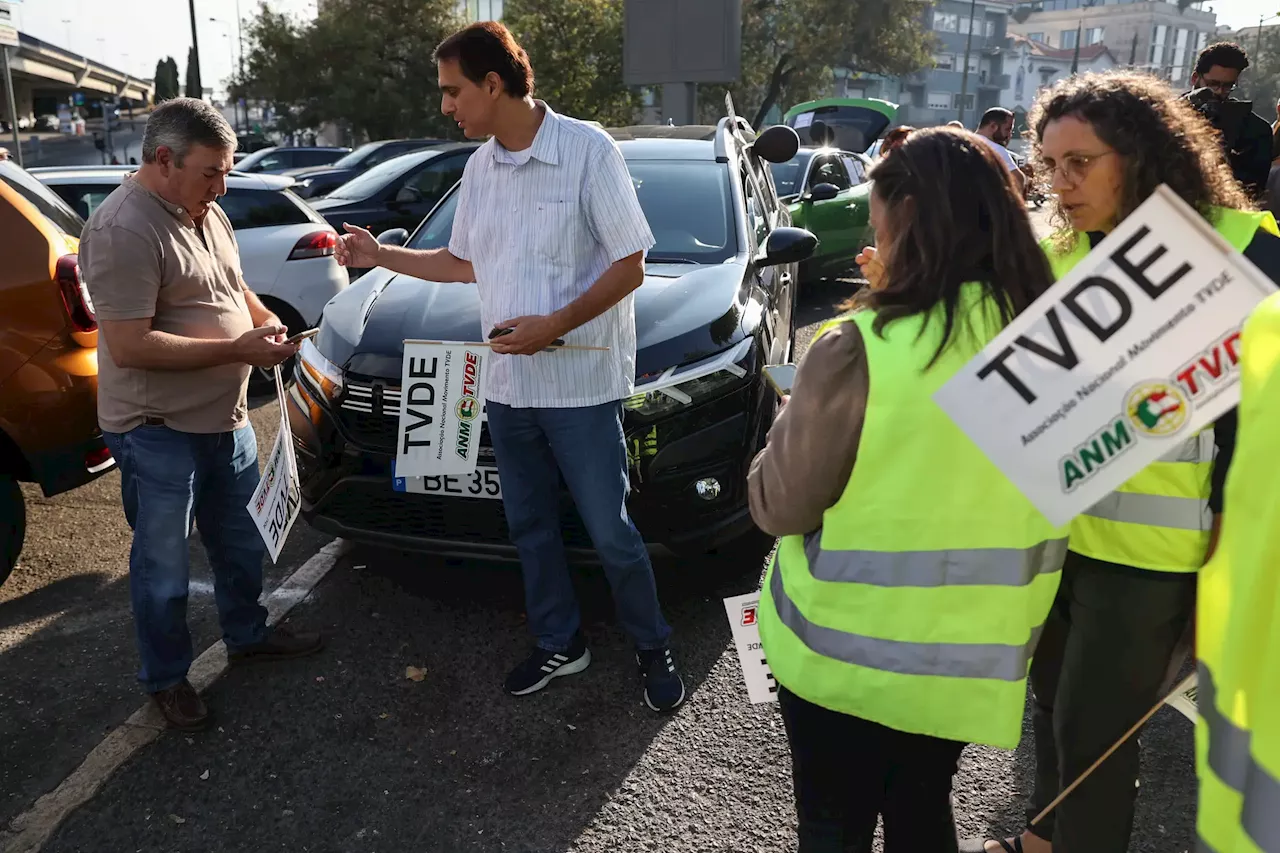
[151,680,210,732]
[227,625,324,666]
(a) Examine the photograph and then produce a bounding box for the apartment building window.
[467,0,503,19]
[1171,27,1190,82]
[1086,27,1104,45]
[953,92,976,111]
[1195,31,1208,53]
[1150,24,1168,66]
[1061,29,1078,49]
[928,92,952,110]
[934,12,959,32]
[966,53,979,73]
[934,53,956,70]
[1027,31,1045,43]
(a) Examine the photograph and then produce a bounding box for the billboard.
[623,0,742,86]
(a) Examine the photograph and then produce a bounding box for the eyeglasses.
[1201,79,1237,94]
[1038,151,1116,184]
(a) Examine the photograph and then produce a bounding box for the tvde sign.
[394,341,488,479]
[935,186,1277,526]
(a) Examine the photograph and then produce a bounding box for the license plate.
[393,467,503,500]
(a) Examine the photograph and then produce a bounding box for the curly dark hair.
[1028,70,1251,252]
[862,127,1053,368]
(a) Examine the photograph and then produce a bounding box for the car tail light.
[288,230,338,261]
[56,254,97,333]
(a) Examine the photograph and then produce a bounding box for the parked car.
[773,97,900,282]
[33,166,349,394]
[0,160,115,587]
[286,116,814,565]
[236,132,274,154]
[235,145,351,175]
[284,138,451,199]
[309,143,478,238]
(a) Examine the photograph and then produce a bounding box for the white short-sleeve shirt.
[975,133,1020,172]
[448,102,656,409]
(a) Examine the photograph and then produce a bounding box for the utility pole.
[2,46,22,167]
[187,0,202,100]
[236,0,246,134]
[1070,19,1083,74]
[957,0,979,125]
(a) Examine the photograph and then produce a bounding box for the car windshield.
[331,143,384,170]
[234,148,279,172]
[408,158,737,265]
[0,162,86,236]
[769,152,814,197]
[326,152,434,201]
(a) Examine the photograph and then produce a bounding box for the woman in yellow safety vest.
[748,127,1067,852]
[968,70,1280,853]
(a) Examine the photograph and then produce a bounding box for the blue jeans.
[103,424,269,693]
[486,401,672,653]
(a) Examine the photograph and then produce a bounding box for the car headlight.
[298,337,344,401]
[624,338,753,419]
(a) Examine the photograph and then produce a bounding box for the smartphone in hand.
[285,328,320,346]
[763,363,797,397]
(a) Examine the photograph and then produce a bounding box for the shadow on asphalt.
[38,543,770,853]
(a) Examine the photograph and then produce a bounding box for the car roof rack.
[713,93,758,163]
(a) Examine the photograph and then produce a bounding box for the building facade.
[1006,0,1215,88]
[999,34,1116,121]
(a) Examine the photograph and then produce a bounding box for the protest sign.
[1163,672,1198,722]
[934,185,1277,526]
[248,366,300,564]
[394,341,488,479]
[723,592,779,704]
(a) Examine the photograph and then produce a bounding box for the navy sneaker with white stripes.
[504,634,592,696]
[637,647,686,712]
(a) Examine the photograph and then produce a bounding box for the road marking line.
[1,538,347,853]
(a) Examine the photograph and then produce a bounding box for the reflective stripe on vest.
[804,532,1068,588]
[1198,665,1280,852]
[768,561,1048,682]
[1042,209,1272,573]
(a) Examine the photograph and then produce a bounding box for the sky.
[7,0,1280,98]
[8,0,319,98]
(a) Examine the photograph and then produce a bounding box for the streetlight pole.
[957,0,978,125]
[236,0,247,133]
[187,0,202,99]
[209,18,239,132]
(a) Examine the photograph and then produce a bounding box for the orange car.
[0,159,114,587]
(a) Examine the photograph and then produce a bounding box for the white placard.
[395,341,488,478]
[934,185,1277,526]
[0,2,17,48]
[723,592,779,704]
[248,366,300,564]
[1163,672,1198,722]
[793,111,814,130]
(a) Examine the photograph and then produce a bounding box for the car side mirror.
[753,124,801,164]
[377,228,409,247]
[803,182,840,203]
[394,186,422,204]
[761,226,818,267]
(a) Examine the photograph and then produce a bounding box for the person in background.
[1195,288,1280,851]
[751,127,1066,852]
[947,119,965,128]
[974,107,1028,195]
[80,98,323,732]
[334,21,685,712]
[1184,42,1272,200]
[965,69,1278,853]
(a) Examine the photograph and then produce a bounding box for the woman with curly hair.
[964,70,1280,853]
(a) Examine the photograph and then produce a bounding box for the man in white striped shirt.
[335,21,685,712]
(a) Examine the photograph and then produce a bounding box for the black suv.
[284,138,451,199]
[286,114,814,564]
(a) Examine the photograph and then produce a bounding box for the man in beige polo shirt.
[80,98,322,731]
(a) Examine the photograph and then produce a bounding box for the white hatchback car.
[31,166,348,393]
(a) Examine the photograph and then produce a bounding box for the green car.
[770,97,900,282]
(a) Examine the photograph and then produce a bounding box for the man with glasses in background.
[1184,42,1273,200]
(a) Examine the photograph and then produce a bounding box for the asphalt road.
[0,203,1198,853]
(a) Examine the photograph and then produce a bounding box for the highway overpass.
[3,31,154,125]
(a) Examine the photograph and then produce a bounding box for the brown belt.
[142,416,165,426]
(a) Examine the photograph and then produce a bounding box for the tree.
[503,0,642,126]
[1237,26,1280,111]
[238,0,466,142]
[153,56,181,101]
[698,0,935,128]
[184,46,203,99]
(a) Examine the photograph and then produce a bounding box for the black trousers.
[1027,550,1196,852]
[778,686,967,853]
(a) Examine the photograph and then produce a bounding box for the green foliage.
[154,57,181,101]
[238,0,468,141]
[503,0,642,126]
[698,0,935,127]
[1236,26,1280,114]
